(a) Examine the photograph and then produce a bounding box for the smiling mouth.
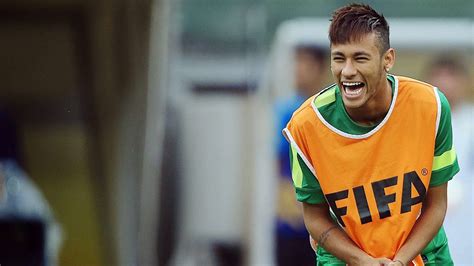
[342,82,365,97]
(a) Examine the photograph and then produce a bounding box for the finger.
[375,257,392,265]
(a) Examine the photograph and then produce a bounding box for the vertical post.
[138,0,170,265]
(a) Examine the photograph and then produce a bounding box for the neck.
[346,76,392,126]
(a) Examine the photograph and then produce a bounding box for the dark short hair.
[294,43,328,65]
[329,3,390,53]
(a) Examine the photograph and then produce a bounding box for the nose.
[341,60,357,78]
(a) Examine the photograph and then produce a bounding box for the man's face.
[330,33,391,110]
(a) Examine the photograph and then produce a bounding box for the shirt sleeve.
[289,144,326,204]
[430,90,460,187]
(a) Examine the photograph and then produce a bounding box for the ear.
[383,48,395,72]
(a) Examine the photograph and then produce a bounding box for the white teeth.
[342,82,364,97]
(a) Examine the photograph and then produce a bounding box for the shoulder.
[396,75,433,88]
[396,75,439,105]
[314,84,337,109]
[290,84,337,125]
[396,75,436,94]
[288,95,316,126]
[437,90,451,114]
[396,77,451,120]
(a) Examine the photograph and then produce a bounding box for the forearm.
[393,184,448,264]
[302,203,371,264]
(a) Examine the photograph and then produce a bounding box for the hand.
[375,257,393,265]
[350,257,392,266]
[387,260,405,266]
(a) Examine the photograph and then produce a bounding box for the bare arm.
[392,183,448,265]
[303,202,390,265]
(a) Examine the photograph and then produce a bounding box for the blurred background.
[0,0,472,265]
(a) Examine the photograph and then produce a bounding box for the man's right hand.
[350,256,392,266]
